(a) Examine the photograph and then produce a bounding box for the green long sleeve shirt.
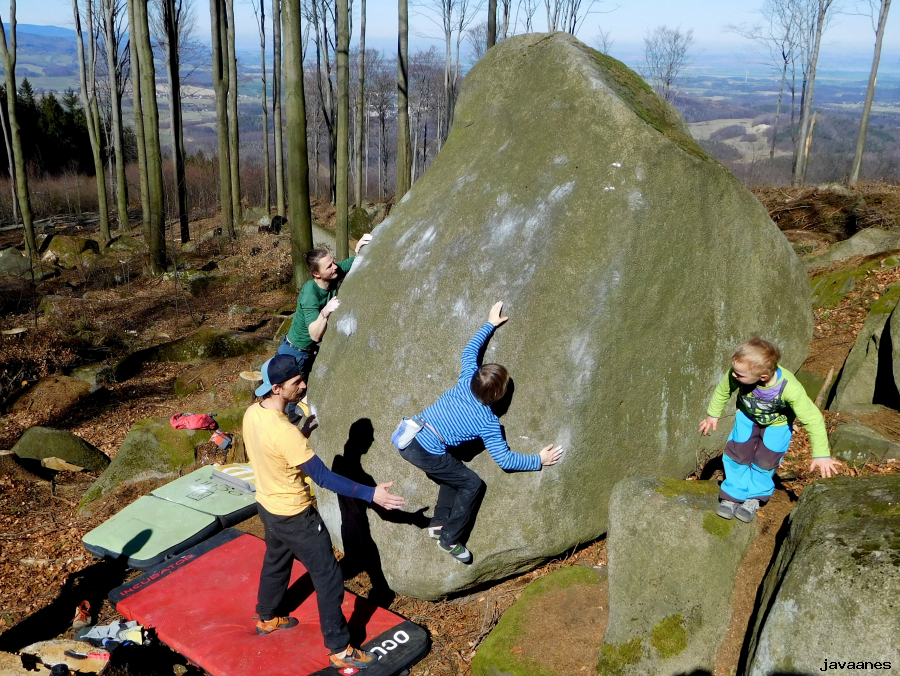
[706,365,831,458]
[285,256,355,350]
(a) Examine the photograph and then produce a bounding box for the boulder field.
[309,32,813,599]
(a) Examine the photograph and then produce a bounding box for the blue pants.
[721,411,791,504]
[275,337,318,376]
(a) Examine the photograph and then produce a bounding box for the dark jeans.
[399,437,485,547]
[276,337,319,376]
[256,504,349,651]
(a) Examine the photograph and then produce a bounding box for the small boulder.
[0,247,32,277]
[472,566,606,676]
[243,206,269,223]
[68,363,115,391]
[9,375,92,417]
[598,478,756,676]
[106,234,148,254]
[805,227,900,270]
[12,427,110,473]
[746,476,900,676]
[829,420,900,463]
[349,207,373,241]
[228,304,254,317]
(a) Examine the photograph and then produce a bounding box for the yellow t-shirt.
[243,401,315,516]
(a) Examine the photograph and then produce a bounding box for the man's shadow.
[332,419,429,611]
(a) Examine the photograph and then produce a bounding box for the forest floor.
[2,186,900,675]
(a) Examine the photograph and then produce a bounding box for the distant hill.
[9,24,76,39]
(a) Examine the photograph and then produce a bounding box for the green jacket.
[286,256,355,350]
[707,365,830,458]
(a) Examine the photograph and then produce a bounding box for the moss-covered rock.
[746,476,900,676]
[472,566,603,676]
[829,284,900,411]
[598,478,756,676]
[105,234,148,255]
[43,235,98,269]
[829,420,900,464]
[309,33,812,599]
[78,406,248,509]
[809,257,888,309]
[12,427,110,473]
[0,247,32,276]
[349,207,373,241]
[804,227,900,271]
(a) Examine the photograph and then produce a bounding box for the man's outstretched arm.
[300,455,405,509]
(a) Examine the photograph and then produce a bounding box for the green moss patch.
[702,510,734,538]
[654,478,719,498]
[650,614,688,659]
[597,638,643,676]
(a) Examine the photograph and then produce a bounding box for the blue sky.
[17,0,900,71]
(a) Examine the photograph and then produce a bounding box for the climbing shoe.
[72,601,91,630]
[734,499,760,523]
[437,540,473,564]
[255,616,300,635]
[427,526,442,540]
[716,500,738,520]
[328,645,375,670]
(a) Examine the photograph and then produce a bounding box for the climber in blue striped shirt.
[399,301,564,564]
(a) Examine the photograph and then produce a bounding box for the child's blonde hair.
[731,338,780,378]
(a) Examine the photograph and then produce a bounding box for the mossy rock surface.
[106,234,148,254]
[162,270,244,296]
[12,427,110,473]
[805,227,900,271]
[746,476,900,676]
[78,406,248,509]
[599,477,756,676]
[44,235,98,269]
[310,32,812,599]
[349,207,374,241]
[472,566,603,676]
[830,420,900,463]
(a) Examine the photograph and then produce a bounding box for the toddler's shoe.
[716,500,738,520]
[734,499,760,523]
[437,540,473,564]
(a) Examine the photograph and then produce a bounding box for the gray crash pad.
[150,464,257,527]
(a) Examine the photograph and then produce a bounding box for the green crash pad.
[82,496,219,569]
[150,465,258,527]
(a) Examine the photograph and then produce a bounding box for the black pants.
[256,504,349,651]
[399,437,485,547]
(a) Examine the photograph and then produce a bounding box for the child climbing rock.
[699,339,843,523]
[396,301,563,564]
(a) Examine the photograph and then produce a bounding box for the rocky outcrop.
[472,566,605,676]
[12,427,110,473]
[746,476,900,676]
[78,407,247,509]
[0,248,32,277]
[598,478,755,676]
[804,227,900,270]
[830,420,900,463]
[308,33,812,598]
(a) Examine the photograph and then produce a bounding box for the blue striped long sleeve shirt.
[417,322,542,472]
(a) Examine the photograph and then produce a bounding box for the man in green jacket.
[277,234,372,377]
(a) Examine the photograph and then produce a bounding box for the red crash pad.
[110,529,429,676]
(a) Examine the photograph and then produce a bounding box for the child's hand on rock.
[809,457,844,478]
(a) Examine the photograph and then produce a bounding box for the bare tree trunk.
[133,0,166,272]
[163,0,190,243]
[210,0,234,237]
[793,0,833,187]
[850,0,891,186]
[127,0,150,239]
[258,0,271,212]
[335,0,349,259]
[73,0,111,242]
[442,30,452,146]
[273,0,285,217]
[0,82,18,222]
[0,3,34,256]
[283,0,313,287]
[396,0,411,200]
[365,102,369,199]
[354,0,365,207]
[310,0,336,205]
[770,59,788,160]
[225,0,242,224]
[102,0,129,232]
[487,0,496,47]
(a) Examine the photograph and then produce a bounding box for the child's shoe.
[328,644,375,669]
[716,500,738,520]
[437,540,473,564]
[427,526,442,540]
[734,499,760,523]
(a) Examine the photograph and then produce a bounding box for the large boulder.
[0,247,31,277]
[309,33,812,599]
[12,427,110,473]
[829,284,900,411]
[472,566,606,676]
[830,420,900,463]
[746,476,900,676]
[79,407,247,509]
[597,478,755,676]
[804,227,900,270]
[42,234,98,269]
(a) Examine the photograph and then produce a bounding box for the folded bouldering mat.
[83,466,257,569]
[109,529,430,676]
[150,464,258,526]
[82,496,218,569]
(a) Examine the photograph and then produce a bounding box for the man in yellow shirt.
[244,354,405,670]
